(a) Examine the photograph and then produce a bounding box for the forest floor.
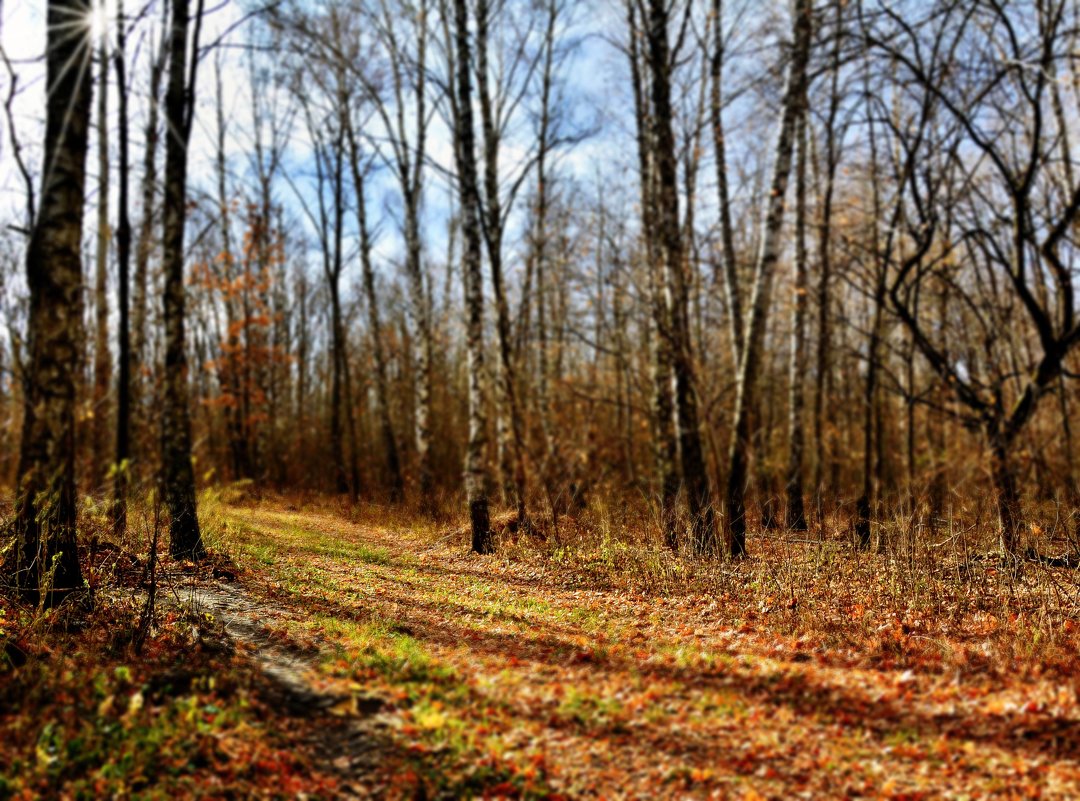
[4,492,1080,799]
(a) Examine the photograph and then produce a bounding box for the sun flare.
[87,0,117,44]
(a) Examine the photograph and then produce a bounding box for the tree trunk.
[785,111,809,532]
[990,437,1023,559]
[711,0,743,361]
[1050,71,1080,545]
[646,0,716,555]
[327,126,352,497]
[475,0,529,527]
[162,0,205,560]
[113,0,133,537]
[5,0,93,603]
[361,0,436,508]
[342,327,362,500]
[649,266,681,548]
[725,0,812,558]
[347,130,404,501]
[397,6,435,506]
[404,208,435,505]
[329,282,348,495]
[857,80,887,552]
[131,12,166,466]
[1058,376,1079,547]
[295,271,309,468]
[856,292,885,550]
[529,0,558,472]
[625,0,679,548]
[451,0,492,553]
[93,31,112,482]
[812,0,844,519]
[904,327,917,532]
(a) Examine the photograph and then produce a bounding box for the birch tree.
[131,1,168,461]
[448,0,493,553]
[642,0,718,554]
[724,0,813,558]
[4,0,94,602]
[92,20,111,477]
[812,0,848,513]
[113,0,132,536]
[161,0,205,559]
[625,0,679,548]
[785,109,809,532]
[367,0,436,505]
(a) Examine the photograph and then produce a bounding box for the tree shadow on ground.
[291,570,1080,768]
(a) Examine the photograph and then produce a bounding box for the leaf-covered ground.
[0,565,346,800]
[3,494,1079,799]
[207,497,1080,799]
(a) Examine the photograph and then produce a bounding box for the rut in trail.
[189,580,392,798]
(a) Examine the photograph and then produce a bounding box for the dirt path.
[188,580,394,798]
[219,500,1080,799]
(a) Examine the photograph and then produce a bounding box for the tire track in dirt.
[190,580,394,798]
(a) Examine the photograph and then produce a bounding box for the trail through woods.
[214,499,1080,798]
[188,581,391,797]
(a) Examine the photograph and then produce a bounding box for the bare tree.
[131,0,168,460]
[811,0,848,516]
[93,18,112,479]
[4,0,94,602]
[523,0,563,470]
[624,0,679,549]
[161,0,206,559]
[785,108,809,531]
[854,65,888,551]
[345,124,405,500]
[867,0,1080,560]
[642,0,718,554]
[113,0,133,536]
[711,0,743,360]
[474,0,531,528]
[448,0,492,553]
[724,0,813,558]
[367,0,437,505]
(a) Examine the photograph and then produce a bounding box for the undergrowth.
[489,492,1080,676]
[0,492,339,801]
[211,490,1080,798]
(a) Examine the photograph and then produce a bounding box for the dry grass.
[426,490,1080,682]
[201,482,1080,681]
[203,490,1080,798]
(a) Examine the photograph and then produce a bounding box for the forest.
[2,0,1080,797]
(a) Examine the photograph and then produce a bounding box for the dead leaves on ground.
[218,499,1080,799]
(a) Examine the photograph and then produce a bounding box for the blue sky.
[0,0,784,314]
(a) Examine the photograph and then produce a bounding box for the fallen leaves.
[208,498,1080,800]
[11,496,1078,800]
